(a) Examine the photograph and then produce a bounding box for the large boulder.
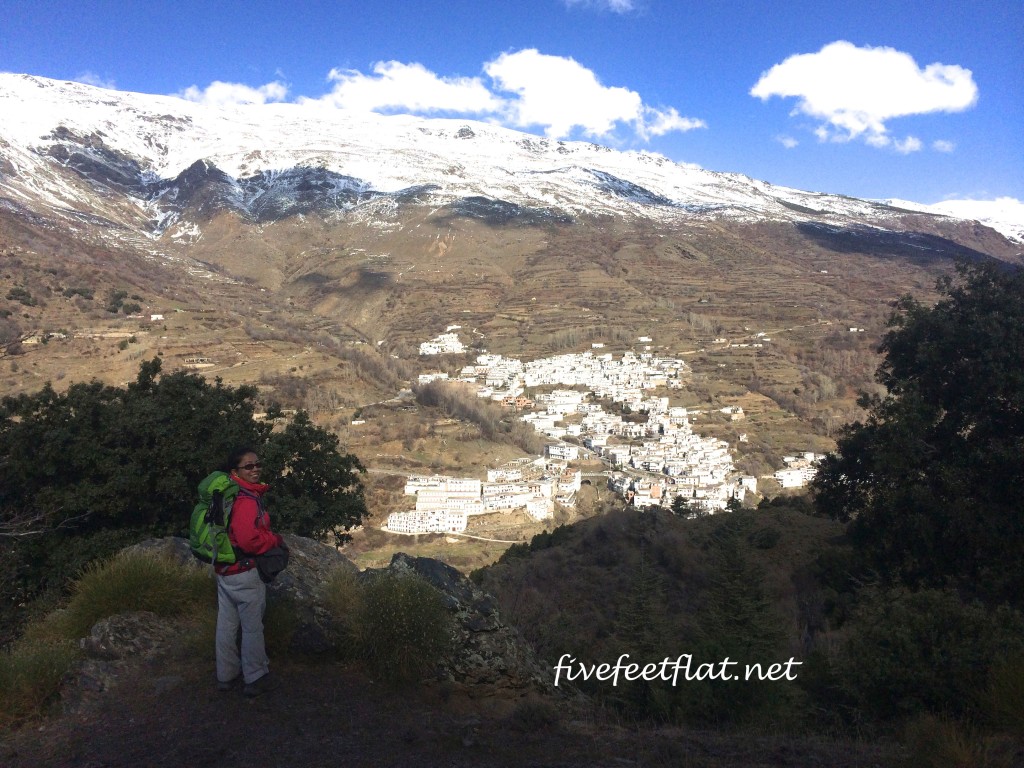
[80,610,178,661]
[267,534,358,654]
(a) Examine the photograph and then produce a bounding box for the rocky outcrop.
[368,553,554,695]
[62,610,185,714]
[109,537,553,697]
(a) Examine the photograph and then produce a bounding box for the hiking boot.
[217,675,240,692]
[243,673,279,698]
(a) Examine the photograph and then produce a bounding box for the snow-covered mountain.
[3,72,1018,247]
[884,198,1024,244]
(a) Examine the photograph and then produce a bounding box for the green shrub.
[61,551,214,640]
[105,289,128,313]
[0,637,80,728]
[5,287,35,306]
[344,572,454,684]
[828,589,1024,722]
[62,287,94,300]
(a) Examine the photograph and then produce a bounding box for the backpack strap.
[212,488,263,574]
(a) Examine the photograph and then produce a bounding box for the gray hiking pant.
[216,567,269,685]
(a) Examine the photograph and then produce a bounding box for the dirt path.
[0,654,898,768]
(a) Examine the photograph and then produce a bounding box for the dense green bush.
[5,287,36,306]
[105,288,128,313]
[62,287,94,300]
[481,508,815,727]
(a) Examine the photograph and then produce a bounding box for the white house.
[546,443,580,461]
[386,509,467,534]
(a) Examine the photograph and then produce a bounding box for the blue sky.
[2,0,1020,205]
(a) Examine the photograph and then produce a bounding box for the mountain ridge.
[3,72,1020,247]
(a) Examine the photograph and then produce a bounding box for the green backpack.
[189,471,242,564]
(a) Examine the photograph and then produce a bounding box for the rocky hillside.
[0,535,899,768]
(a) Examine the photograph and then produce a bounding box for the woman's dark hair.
[225,446,259,473]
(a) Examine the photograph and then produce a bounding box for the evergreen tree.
[813,262,1024,605]
[683,514,787,724]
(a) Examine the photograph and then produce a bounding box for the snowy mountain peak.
[0,72,1020,244]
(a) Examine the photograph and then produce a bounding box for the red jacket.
[215,475,283,575]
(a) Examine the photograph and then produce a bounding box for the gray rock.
[123,536,202,569]
[62,658,129,714]
[268,534,359,655]
[80,610,176,661]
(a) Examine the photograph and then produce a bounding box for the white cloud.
[893,136,923,154]
[309,61,499,113]
[484,49,703,140]
[180,80,288,107]
[172,49,703,144]
[750,41,977,149]
[563,0,638,13]
[485,49,641,138]
[933,139,955,152]
[75,71,117,89]
[638,106,706,139]
[777,135,799,149]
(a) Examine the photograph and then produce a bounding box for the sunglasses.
[237,462,262,471]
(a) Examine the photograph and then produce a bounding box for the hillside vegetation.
[472,263,1024,762]
[0,249,1022,763]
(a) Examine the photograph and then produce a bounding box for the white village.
[386,330,824,535]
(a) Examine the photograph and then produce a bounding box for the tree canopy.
[0,359,366,633]
[812,262,1024,606]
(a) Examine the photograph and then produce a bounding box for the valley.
[1,73,1021,573]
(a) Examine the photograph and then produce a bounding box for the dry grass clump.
[0,551,214,728]
[58,551,214,641]
[0,636,80,728]
[324,569,454,684]
[985,654,1024,738]
[901,713,1019,768]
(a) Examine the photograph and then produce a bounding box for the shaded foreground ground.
[1,655,896,768]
